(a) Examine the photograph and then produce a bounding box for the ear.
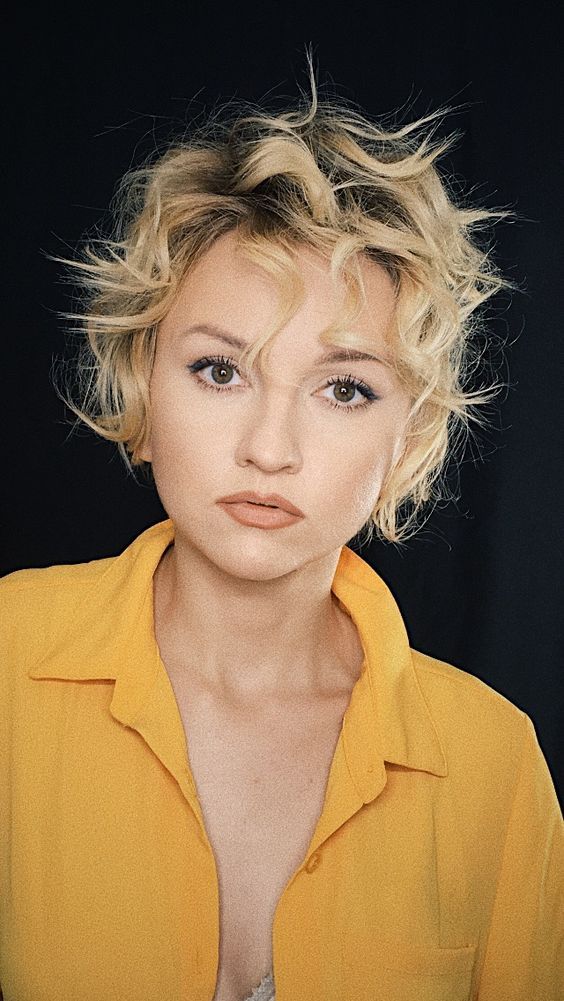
[137,433,152,463]
[391,430,408,468]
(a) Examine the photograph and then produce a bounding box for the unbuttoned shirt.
[0,518,563,1000]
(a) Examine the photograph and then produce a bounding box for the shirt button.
[305,852,321,873]
[367,764,374,773]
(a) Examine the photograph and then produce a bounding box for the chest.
[169,678,351,1001]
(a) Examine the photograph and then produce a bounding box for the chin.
[212,538,310,581]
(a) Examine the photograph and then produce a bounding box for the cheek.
[148,388,233,495]
[318,438,393,521]
[148,379,198,451]
[159,376,231,437]
[152,421,203,470]
[146,397,193,477]
[350,459,390,516]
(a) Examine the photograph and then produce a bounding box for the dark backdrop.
[3,2,563,807]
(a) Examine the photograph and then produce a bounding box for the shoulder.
[0,556,115,666]
[411,646,524,717]
[1,555,115,610]
[410,647,530,770]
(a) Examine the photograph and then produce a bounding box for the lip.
[216,491,305,517]
[218,501,302,530]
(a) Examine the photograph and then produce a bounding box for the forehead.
[160,230,397,352]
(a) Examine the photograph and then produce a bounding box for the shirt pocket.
[342,938,477,1001]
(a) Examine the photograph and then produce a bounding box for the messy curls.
[51,54,518,544]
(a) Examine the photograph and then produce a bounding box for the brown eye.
[332,381,356,404]
[187,356,379,414]
[322,374,379,412]
[187,354,242,390]
[210,362,234,385]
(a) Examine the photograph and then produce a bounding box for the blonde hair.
[51,55,519,544]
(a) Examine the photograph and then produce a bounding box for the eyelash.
[186,354,379,413]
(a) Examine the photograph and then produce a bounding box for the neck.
[152,539,364,701]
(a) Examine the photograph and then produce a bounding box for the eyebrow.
[177,323,389,367]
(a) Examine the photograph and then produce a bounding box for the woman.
[1,65,562,1001]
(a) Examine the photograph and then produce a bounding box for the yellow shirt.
[1,517,562,1001]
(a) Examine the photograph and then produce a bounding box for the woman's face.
[140,230,412,579]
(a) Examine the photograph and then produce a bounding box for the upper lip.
[218,491,305,517]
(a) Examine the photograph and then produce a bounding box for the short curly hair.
[52,56,518,544]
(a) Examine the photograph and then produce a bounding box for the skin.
[140,229,412,706]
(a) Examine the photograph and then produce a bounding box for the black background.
[3,2,563,806]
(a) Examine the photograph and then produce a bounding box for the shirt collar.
[28,518,447,793]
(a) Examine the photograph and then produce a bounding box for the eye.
[187,355,379,413]
[187,354,243,390]
[322,374,379,412]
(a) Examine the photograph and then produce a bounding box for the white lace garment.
[241,970,276,1001]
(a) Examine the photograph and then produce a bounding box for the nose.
[234,383,303,473]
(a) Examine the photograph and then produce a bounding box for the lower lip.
[218,501,303,529]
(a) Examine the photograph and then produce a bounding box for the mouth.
[217,497,304,529]
[218,492,305,518]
